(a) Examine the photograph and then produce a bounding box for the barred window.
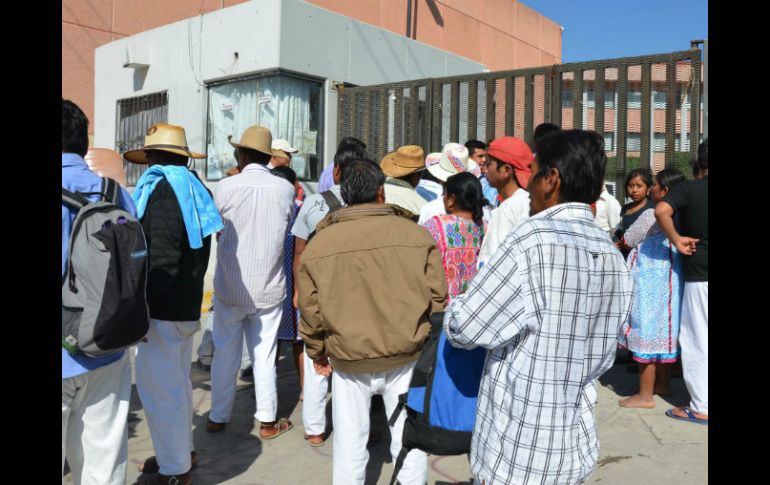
[115,92,169,186]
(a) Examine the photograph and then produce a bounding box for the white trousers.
[210,297,282,423]
[302,348,329,435]
[679,281,708,415]
[332,361,427,485]
[62,352,131,485]
[197,310,251,370]
[135,319,199,475]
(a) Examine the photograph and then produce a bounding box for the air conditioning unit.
[123,44,151,68]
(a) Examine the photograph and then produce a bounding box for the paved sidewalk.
[64,334,707,485]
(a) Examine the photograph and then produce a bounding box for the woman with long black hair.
[422,172,487,300]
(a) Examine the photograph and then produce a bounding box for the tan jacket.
[298,203,448,374]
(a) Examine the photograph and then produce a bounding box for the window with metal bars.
[115,92,169,186]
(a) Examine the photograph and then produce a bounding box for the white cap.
[271,139,298,153]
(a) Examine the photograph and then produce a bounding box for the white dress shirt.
[418,197,493,227]
[213,163,295,311]
[594,187,622,234]
[477,188,530,267]
[445,203,634,485]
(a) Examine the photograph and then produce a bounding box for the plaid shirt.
[445,203,633,485]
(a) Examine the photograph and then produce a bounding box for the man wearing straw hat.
[124,123,223,485]
[380,145,429,217]
[206,126,296,440]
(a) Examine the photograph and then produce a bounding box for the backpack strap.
[388,393,407,427]
[389,447,411,485]
[61,188,90,209]
[320,190,342,213]
[101,177,120,204]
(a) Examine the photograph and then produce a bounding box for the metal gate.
[337,48,702,201]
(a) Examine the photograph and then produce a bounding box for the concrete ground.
[65,329,707,485]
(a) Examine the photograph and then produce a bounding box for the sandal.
[304,433,325,447]
[139,451,198,473]
[665,407,708,425]
[260,418,293,440]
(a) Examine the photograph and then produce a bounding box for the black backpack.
[61,178,150,357]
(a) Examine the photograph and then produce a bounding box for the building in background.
[64,0,562,183]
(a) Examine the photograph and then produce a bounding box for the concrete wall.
[66,0,560,136]
[95,0,485,169]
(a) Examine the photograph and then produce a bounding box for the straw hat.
[123,123,206,164]
[426,143,478,182]
[380,145,425,178]
[228,126,285,158]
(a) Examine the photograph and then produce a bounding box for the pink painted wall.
[62,0,560,135]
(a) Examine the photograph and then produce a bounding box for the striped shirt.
[444,203,633,485]
[214,163,295,311]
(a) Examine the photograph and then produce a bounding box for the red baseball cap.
[486,136,534,189]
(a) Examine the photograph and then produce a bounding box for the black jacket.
[140,174,212,321]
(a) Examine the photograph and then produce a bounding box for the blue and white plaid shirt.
[445,203,633,485]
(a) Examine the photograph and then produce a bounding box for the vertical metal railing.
[338,48,703,203]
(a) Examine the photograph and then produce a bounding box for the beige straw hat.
[123,123,206,165]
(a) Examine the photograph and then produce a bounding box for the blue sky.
[520,0,708,63]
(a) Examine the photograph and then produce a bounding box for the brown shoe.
[259,418,293,440]
[304,433,325,447]
[139,452,198,473]
[206,417,226,433]
[154,470,192,485]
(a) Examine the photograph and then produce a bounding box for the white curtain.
[207,78,259,180]
[207,76,314,180]
[258,77,312,178]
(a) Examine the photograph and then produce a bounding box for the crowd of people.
[62,97,708,485]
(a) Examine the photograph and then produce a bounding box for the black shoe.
[196,359,211,372]
[240,366,253,378]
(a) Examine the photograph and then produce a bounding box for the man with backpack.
[289,137,367,446]
[62,99,139,485]
[125,123,222,485]
[298,159,447,485]
[444,130,634,485]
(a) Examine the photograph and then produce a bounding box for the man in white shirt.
[380,145,429,217]
[594,185,622,234]
[267,138,298,169]
[289,138,367,446]
[477,136,534,267]
[445,129,633,485]
[207,126,296,440]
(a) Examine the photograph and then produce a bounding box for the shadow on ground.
[599,351,690,408]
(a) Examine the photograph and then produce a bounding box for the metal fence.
[338,48,702,202]
[115,91,169,186]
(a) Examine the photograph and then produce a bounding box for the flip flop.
[665,407,708,425]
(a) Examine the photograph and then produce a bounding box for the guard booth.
[337,47,704,202]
